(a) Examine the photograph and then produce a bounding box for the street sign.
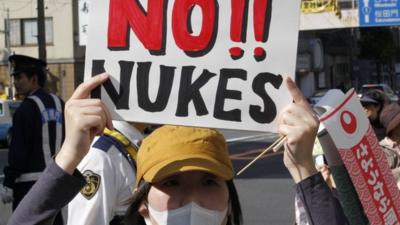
[359,0,400,27]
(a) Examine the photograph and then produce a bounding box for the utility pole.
[0,8,11,55]
[4,8,13,100]
[5,8,10,54]
[37,0,46,61]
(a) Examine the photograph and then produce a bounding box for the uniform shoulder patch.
[80,170,101,200]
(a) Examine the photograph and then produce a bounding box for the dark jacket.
[3,88,65,189]
[8,160,348,225]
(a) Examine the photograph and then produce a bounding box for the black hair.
[23,68,47,87]
[123,180,243,225]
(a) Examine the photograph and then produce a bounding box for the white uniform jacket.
[67,122,143,225]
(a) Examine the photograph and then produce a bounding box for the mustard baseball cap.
[136,125,234,186]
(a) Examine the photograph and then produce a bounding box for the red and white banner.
[320,90,400,225]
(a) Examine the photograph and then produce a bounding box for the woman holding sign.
[8,74,348,225]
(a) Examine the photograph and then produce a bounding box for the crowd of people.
[1,54,400,225]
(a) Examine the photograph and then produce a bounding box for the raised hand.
[55,73,113,174]
[278,77,319,183]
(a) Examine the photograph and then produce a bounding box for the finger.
[286,104,318,125]
[81,115,106,135]
[278,124,303,144]
[70,99,105,107]
[80,106,107,119]
[278,103,296,126]
[70,73,109,100]
[68,98,113,130]
[278,124,292,137]
[286,77,311,109]
[100,101,114,130]
[281,113,300,126]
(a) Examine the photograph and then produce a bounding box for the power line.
[0,0,33,13]
[48,0,69,13]
[7,2,32,12]
[0,0,33,3]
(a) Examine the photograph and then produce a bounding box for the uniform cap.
[360,89,389,106]
[360,95,378,104]
[136,125,234,186]
[8,54,47,76]
[380,104,400,135]
[112,120,144,147]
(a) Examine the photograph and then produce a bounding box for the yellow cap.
[136,125,234,186]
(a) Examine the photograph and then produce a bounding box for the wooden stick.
[273,136,287,152]
[236,135,286,176]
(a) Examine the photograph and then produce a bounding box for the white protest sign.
[84,0,301,131]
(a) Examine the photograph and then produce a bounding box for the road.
[0,130,295,225]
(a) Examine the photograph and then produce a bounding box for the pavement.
[227,132,295,225]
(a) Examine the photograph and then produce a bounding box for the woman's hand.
[55,73,113,174]
[278,78,319,183]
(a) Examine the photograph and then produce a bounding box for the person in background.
[0,82,8,100]
[360,89,389,140]
[67,120,147,225]
[7,74,347,225]
[379,104,400,188]
[1,55,65,225]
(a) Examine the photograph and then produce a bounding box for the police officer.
[67,121,146,225]
[1,55,65,224]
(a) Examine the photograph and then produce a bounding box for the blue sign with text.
[359,0,400,27]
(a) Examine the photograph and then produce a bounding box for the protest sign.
[314,90,368,225]
[320,90,400,225]
[84,0,301,131]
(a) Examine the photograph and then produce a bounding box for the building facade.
[298,0,400,99]
[0,0,85,100]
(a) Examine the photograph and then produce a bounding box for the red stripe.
[319,89,356,122]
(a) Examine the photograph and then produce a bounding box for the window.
[9,20,21,46]
[7,18,53,46]
[23,19,37,45]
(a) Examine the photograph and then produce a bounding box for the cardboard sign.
[320,90,400,225]
[84,0,301,131]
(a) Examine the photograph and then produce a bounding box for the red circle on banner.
[340,110,357,134]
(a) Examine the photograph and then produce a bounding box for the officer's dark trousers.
[12,182,64,225]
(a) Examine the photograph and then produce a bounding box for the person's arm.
[9,74,113,224]
[7,159,86,225]
[279,78,347,225]
[67,148,117,225]
[296,173,349,225]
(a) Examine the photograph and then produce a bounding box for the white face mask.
[144,201,228,225]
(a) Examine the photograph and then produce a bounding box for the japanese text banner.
[320,90,400,225]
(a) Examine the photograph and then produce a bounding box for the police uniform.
[2,55,65,224]
[67,121,142,225]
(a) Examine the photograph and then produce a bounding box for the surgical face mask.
[144,201,228,225]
